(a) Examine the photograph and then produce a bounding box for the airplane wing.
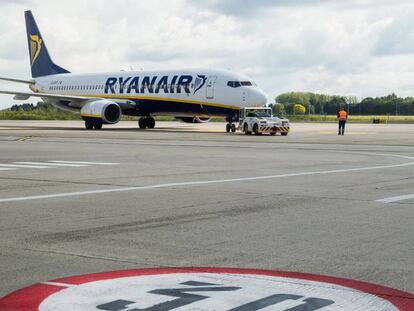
[0,90,88,101]
[0,90,135,110]
[0,77,34,84]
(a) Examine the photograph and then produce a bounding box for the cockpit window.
[227,81,241,88]
[240,81,252,86]
[227,81,252,88]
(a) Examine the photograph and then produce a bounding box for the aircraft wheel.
[147,117,155,129]
[226,123,231,133]
[94,123,103,130]
[231,123,236,133]
[138,117,148,129]
[85,121,94,130]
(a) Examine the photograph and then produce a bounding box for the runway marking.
[0,153,413,204]
[49,160,119,165]
[376,193,414,203]
[0,163,51,169]
[0,167,16,171]
[2,268,412,311]
[0,161,119,172]
[15,162,88,167]
[41,282,75,288]
[16,136,33,141]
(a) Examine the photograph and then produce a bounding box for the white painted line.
[41,282,75,288]
[0,163,52,169]
[15,162,88,167]
[49,161,119,165]
[0,167,16,171]
[0,155,413,204]
[376,193,414,204]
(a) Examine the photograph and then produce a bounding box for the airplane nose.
[251,89,268,106]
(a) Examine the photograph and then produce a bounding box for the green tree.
[273,103,285,115]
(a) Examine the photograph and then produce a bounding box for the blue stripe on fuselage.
[122,98,238,117]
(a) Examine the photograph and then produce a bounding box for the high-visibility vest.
[338,110,347,121]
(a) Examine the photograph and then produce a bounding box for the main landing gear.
[138,117,155,129]
[85,120,103,130]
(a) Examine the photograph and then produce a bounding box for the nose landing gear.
[225,115,237,133]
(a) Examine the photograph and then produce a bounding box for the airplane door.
[206,76,217,99]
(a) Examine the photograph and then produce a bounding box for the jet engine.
[80,100,122,124]
[176,116,211,123]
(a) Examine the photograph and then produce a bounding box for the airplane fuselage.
[33,68,268,119]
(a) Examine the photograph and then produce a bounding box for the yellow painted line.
[44,91,240,110]
[318,131,370,135]
[16,136,33,141]
[80,113,101,118]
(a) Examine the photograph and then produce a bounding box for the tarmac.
[0,120,413,297]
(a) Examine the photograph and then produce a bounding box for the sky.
[0,0,413,108]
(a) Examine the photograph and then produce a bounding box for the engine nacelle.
[176,116,211,123]
[80,100,121,124]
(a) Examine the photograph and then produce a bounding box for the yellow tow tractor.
[239,107,290,135]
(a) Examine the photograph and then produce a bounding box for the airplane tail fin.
[24,10,70,78]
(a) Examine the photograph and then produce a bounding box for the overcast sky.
[0,0,413,108]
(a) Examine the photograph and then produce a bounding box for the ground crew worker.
[337,107,348,135]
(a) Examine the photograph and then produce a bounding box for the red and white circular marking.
[0,267,413,310]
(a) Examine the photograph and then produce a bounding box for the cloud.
[185,0,407,17]
[0,0,413,109]
[373,14,414,55]
[186,0,340,17]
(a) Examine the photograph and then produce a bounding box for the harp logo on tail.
[30,35,42,65]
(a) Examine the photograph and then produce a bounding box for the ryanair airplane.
[0,11,268,131]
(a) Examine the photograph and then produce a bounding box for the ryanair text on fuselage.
[104,74,207,95]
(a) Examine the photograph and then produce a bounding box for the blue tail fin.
[25,10,70,78]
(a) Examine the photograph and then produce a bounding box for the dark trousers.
[338,120,346,135]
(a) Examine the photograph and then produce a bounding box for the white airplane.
[0,11,268,131]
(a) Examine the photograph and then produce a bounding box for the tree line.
[9,102,51,111]
[274,92,414,115]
